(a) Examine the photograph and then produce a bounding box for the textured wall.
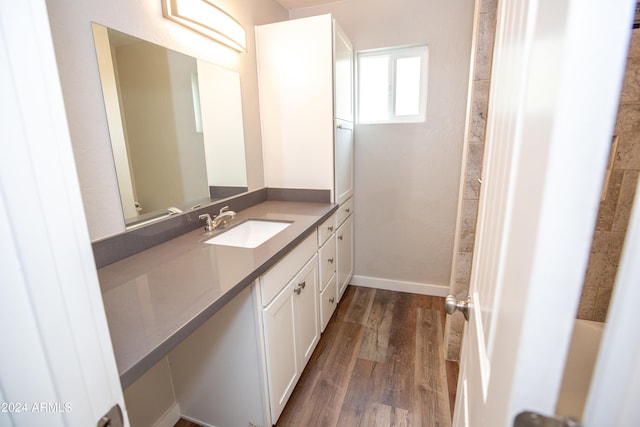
[444,0,497,361]
[291,0,474,288]
[577,29,640,322]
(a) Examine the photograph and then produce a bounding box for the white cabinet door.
[256,14,334,193]
[334,21,353,122]
[262,282,298,423]
[256,14,354,204]
[335,120,354,206]
[262,254,319,424]
[293,255,320,368]
[337,214,353,299]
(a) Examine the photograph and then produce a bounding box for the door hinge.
[514,411,581,427]
[97,404,124,427]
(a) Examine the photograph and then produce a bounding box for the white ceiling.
[274,0,343,11]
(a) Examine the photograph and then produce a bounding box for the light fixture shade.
[162,0,246,52]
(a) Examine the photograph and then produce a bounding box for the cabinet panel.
[334,22,353,122]
[319,234,337,291]
[320,274,338,332]
[260,252,319,425]
[335,120,354,206]
[257,14,334,192]
[260,232,317,306]
[337,214,353,299]
[318,212,337,246]
[336,196,354,226]
[293,255,320,367]
[256,14,353,204]
[169,286,267,427]
[263,283,298,423]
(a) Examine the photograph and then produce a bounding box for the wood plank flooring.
[275,286,457,427]
[174,285,458,427]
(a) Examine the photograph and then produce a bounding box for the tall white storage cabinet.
[256,14,354,204]
[256,13,355,306]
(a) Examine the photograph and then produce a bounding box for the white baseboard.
[350,275,449,297]
[153,402,181,427]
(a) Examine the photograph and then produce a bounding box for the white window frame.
[356,45,429,124]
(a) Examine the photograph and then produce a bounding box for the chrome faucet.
[199,206,236,232]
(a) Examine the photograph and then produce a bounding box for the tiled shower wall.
[444,0,497,361]
[577,28,640,322]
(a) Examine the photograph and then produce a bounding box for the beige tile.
[454,251,473,291]
[596,169,624,231]
[474,13,497,81]
[464,143,485,200]
[583,261,618,292]
[480,0,497,15]
[584,231,626,290]
[593,288,613,322]
[614,104,640,169]
[620,56,640,103]
[577,286,597,321]
[612,170,639,232]
[459,199,479,252]
[470,79,490,142]
[445,315,464,361]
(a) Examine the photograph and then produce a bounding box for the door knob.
[445,295,472,321]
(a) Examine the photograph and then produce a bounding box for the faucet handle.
[218,205,236,219]
[199,214,214,231]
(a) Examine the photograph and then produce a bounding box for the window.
[357,45,428,124]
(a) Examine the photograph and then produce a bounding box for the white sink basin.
[204,220,292,248]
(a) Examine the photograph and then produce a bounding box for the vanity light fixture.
[161,0,246,52]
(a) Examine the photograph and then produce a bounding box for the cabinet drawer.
[260,231,317,306]
[317,212,337,246]
[318,234,336,291]
[336,197,353,226]
[320,276,337,332]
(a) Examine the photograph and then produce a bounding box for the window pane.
[395,56,421,116]
[359,56,389,122]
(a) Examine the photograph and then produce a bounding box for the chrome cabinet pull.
[294,281,306,295]
[328,257,334,264]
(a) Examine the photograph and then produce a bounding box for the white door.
[454,0,635,426]
[0,1,128,426]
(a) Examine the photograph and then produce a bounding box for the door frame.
[0,0,128,425]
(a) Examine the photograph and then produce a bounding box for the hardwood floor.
[275,285,457,427]
[174,285,458,427]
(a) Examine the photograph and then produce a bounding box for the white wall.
[45,0,288,240]
[291,0,474,287]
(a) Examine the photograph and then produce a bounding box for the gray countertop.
[97,201,336,389]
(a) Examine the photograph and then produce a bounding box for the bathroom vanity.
[99,200,339,426]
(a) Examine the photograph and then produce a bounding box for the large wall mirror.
[92,23,248,228]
